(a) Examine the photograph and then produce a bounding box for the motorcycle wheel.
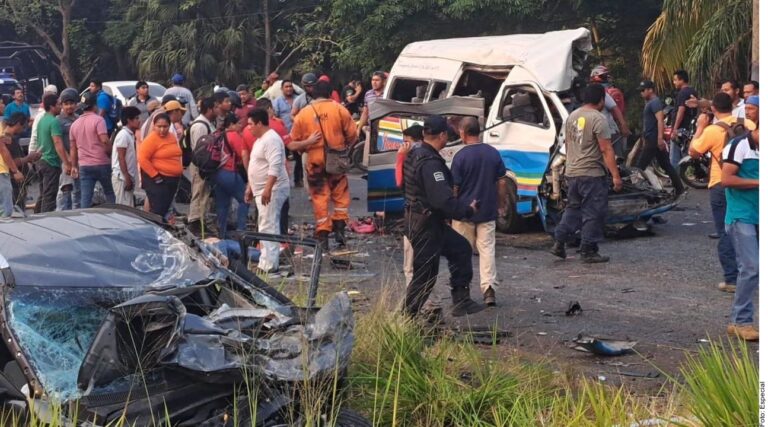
[679,159,709,189]
[351,142,367,172]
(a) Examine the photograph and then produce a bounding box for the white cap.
[43,84,58,95]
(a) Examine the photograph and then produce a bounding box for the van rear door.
[485,66,557,213]
[366,97,485,213]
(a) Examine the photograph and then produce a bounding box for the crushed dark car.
[0,207,370,426]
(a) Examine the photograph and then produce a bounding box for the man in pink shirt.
[70,93,115,208]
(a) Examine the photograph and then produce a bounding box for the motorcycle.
[671,120,709,190]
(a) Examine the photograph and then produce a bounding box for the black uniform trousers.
[404,211,473,316]
[636,137,685,194]
[553,176,609,247]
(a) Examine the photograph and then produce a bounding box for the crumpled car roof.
[0,209,212,289]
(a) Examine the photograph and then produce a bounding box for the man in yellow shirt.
[689,92,755,293]
[0,113,28,216]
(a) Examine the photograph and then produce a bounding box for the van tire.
[495,177,524,234]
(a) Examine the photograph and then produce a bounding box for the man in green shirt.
[36,93,70,213]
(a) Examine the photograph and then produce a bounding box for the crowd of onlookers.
[0,71,386,271]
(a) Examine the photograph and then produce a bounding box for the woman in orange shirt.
[138,113,183,219]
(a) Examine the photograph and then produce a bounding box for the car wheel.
[495,177,524,234]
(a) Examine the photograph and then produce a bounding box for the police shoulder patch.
[433,171,445,182]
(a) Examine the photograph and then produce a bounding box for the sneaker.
[483,288,496,307]
[717,282,736,293]
[727,324,759,341]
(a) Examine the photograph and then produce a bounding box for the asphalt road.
[283,171,758,392]
[26,166,755,392]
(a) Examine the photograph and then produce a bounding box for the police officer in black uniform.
[402,115,486,317]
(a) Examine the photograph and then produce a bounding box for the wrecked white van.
[367,28,678,233]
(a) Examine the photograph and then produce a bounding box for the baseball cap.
[171,73,185,84]
[403,124,424,140]
[319,75,331,83]
[637,80,655,91]
[746,95,759,107]
[301,73,318,86]
[79,92,98,110]
[236,84,249,92]
[423,115,449,135]
[44,84,58,95]
[164,100,186,112]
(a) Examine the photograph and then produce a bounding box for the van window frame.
[388,78,430,103]
[496,84,552,130]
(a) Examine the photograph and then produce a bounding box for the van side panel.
[497,150,550,197]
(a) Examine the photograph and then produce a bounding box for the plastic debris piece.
[598,375,607,381]
[537,332,547,336]
[573,334,637,356]
[565,301,582,316]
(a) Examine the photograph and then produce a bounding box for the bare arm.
[286,131,321,152]
[99,133,111,153]
[655,110,665,150]
[117,147,133,190]
[721,162,759,189]
[70,140,79,178]
[598,137,622,191]
[52,135,70,172]
[672,106,686,134]
[611,108,629,136]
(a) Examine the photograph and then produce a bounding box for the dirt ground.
[275,171,759,395]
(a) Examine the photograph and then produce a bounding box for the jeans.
[554,176,609,247]
[669,140,683,170]
[452,220,498,293]
[213,169,248,239]
[255,184,289,272]
[710,185,738,284]
[727,221,759,325]
[0,174,13,217]
[37,161,61,213]
[56,177,80,211]
[637,137,685,194]
[80,164,115,208]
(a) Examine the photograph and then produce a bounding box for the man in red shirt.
[236,84,258,127]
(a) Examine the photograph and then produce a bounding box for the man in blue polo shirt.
[88,80,116,135]
[721,97,759,341]
[3,87,30,121]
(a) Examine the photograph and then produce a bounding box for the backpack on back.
[182,119,212,167]
[713,119,748,164]
[191,131,229,178]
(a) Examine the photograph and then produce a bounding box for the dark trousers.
[292,152,303,185]
[637,138,685,194]
[280,199,290,235]
[142,172,180,218]
[554,176,609,247]
[403,214,473,316]
[37,161,61,213]
[710,184,738,284]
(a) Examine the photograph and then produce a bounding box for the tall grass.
[677,338,758,427]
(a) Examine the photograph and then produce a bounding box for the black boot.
[317,231,330,252]
[332,220,347,247]
[580,243,609,263]
[550,240,566,259]
[450,286,486,316]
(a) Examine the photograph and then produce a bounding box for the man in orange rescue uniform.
[290,80,358,251]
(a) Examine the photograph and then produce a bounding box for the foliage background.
[0,0,755,129]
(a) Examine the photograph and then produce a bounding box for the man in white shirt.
[245,109,290,273]
[186,97,217,235]
[28,84,59,152]
[111,106,141,206]
[722,80,746,120]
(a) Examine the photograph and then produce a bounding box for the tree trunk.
[59,1,76,87]
[752,0,759,80]
[263,0,272,77]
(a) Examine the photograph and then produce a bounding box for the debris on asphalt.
[553,285,565,289]
[618,370,661,379]
[565,301,582,316]
[681,223,696,226]
[697,338,710,343]
[573,335,637,356]
[537,332,548,336]
[597,375,607,381]
[621,288,636,293]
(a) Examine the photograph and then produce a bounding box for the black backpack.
[182,119,212,167]
[191,130,229,178]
